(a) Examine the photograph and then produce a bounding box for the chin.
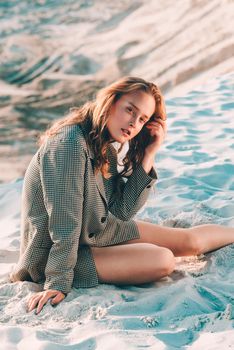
[110,134,124,144]
[108,129,128,144]
[117,136,128,144]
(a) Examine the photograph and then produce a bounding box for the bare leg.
[91,223,234,285]
[91,243,175,285]
[120,221,234,256]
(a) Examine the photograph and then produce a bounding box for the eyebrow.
[128,101,151,120]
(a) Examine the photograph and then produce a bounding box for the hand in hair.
[144,116,167,156]
[140,116,167,174]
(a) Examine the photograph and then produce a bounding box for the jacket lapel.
[95,169,108,205]
[80,122,108,205]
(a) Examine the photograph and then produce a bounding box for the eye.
[126,106,133,113]
[140,117,147,124]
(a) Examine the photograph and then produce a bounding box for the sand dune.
[0,0,234,182]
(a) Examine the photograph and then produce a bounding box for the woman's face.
[106,90,156,143]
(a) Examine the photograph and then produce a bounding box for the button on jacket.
[10,123,157,294]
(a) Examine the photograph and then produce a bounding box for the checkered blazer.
[11,123,157,293]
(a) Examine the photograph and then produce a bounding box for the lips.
[121,128,131,136]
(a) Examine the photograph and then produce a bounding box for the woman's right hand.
[144,116,167,157]
[27,289,66,314]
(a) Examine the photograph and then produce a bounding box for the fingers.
[27,290,66,315]
[147,116,166,128]
[50,292,65,306]
[148,118,167,131]
[157,116,167,122]
[36,295,50,315]
[146,120,167,136]
[27,292,48,314]
[28,294,42,313]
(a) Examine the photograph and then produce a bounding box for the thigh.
[119,220,193,257]
[91,243,175,285]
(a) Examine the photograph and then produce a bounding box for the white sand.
[0,73,233,349]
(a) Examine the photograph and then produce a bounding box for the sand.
[0,73,233,349]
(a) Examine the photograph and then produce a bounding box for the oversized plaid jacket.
[10,123,157,294]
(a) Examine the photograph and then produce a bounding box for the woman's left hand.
[144,116,167,157]
[27,289,66,314]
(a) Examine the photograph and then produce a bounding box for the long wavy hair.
[39,76,166,179]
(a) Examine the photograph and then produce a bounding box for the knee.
[153,247,175,278]
[185,230,203,255]
[161,248,175,275]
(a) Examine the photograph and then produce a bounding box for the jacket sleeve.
[108,149,158,221]
[39,137,86,294]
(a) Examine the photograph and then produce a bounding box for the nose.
[129,118,136,128]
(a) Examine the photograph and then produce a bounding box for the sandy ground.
[0,73,233,349]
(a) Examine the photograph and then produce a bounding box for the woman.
[10,76,234,315]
